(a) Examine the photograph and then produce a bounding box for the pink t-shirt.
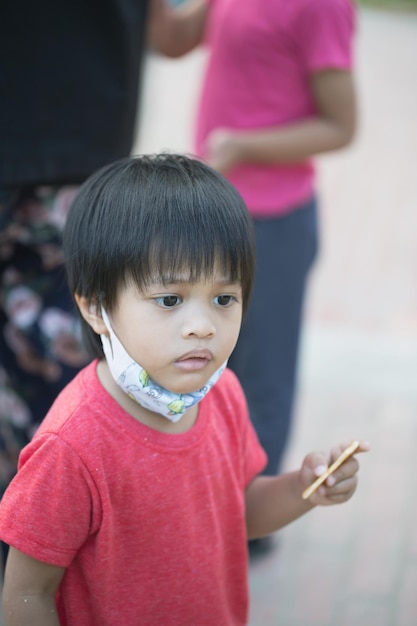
[0,362,266,626]
[195,0,356,217]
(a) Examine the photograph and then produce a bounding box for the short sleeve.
[222,369,267,486]
[296,0,356,72]
[242,414,267,487]
[0,434,101,567]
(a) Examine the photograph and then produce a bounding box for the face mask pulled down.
[100,308,227,422]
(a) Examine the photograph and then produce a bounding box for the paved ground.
[136,6,417,625]
[1,6,416,626]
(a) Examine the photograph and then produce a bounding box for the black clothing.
[0,0,150,186]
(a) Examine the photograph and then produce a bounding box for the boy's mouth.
[174,349,213,371]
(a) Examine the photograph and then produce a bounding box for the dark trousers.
[228,197,318,475]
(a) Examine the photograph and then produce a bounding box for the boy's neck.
[96,359,199,434]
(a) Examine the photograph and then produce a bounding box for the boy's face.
[100,269,242,395]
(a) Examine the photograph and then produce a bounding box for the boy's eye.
[214,294,235,307]
[155,295,181,308]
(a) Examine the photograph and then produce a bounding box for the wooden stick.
[302,440,360,500]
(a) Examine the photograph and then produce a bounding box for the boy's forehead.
[139,255,236,284]
[144,261,239,285]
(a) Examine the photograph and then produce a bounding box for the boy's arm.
[245,442,368,539]
[2,547,65,626]
[204,69,357,174]
[147,0,209,58]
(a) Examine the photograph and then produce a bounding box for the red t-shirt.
[0,362,266,626]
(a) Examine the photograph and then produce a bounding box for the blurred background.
[0,2,415,626]
[135,3,417,625]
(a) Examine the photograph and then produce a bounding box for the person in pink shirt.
[151,0,357,553]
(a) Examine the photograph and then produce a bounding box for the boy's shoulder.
[206,366,248,416]
[215,366,244,394]
[35,360,102,437]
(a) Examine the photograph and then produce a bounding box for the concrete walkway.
[135,6,417,625]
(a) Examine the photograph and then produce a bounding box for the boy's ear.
[75,295,107,335]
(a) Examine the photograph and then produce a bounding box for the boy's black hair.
[64,153,255,358]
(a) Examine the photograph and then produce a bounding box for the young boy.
[0,154,368,626]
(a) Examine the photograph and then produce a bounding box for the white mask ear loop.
[100,307,227,422]
[100,308,133,378]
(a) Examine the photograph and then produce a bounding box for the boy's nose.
[182,306,216,338]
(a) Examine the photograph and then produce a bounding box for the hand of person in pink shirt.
[204,127,243,175]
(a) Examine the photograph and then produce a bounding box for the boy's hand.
[299,440,370,506]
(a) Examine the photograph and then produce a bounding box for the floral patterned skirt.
[0,186,90,495]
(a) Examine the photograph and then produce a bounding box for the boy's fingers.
[302,440,370,500]
[317,476,358,503]
[325,456,359,486]
[329,440,370,463]
[308,440,369,474]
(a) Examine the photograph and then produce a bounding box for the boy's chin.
[167,382,208,395]
[165,376,213,396]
